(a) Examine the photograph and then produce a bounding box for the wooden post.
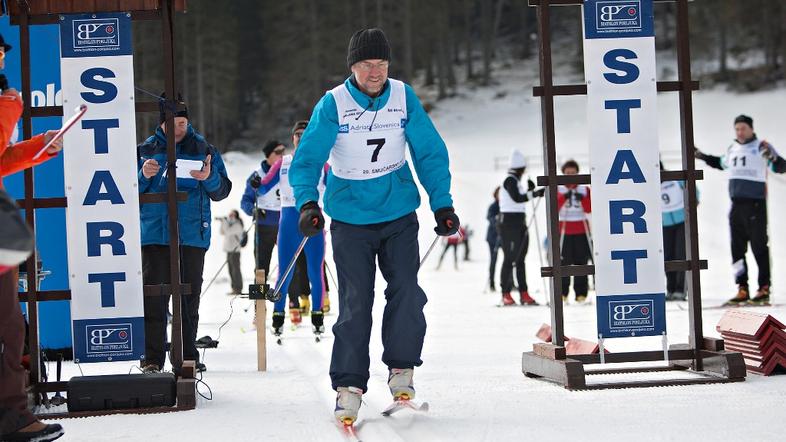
[255,269,267,371]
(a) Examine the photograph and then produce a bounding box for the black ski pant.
[254,224,278,283]
[329,213,427,392]
[730,199,770,288]
[663,222,686,294]
[227,251,242,293]
[0,268,37,436]
[499,213,529,294]
[288,253,311,306]
[142,245,205,368]
[560,233,590,297]
[488,239,499,287]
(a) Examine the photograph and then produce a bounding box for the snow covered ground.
[52,59,786,441]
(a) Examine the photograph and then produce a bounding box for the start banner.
[582,0,666,339]
[60,13,145,362]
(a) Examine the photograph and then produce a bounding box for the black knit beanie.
[262,140,283,157]
[347,28,391,68]
[159,92,189,124]
[734,114,753,128]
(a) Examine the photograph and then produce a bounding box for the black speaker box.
[67,373,176,412]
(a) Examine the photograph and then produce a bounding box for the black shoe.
[4,423,64,441]
[272,311,285,335]
[312,311,325,334]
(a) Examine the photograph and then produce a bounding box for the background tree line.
[132,0,786,152]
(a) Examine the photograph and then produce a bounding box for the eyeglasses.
[355,61,389,72]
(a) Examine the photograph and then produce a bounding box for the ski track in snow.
[53,58,786,441]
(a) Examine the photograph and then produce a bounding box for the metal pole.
[675,0,704,370]
[537,0,565,347]
[161,0,184,371]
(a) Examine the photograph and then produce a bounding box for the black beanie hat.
[347,28,391,68]
[262,140,284,157]
[159,92,189,124]
[734,114,753,128]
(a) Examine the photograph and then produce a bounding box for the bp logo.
[72,18,120,51]
[609,299,654,330]
[596,1,641,32]
[86,323,132,354]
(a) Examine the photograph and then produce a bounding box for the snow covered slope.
[56,59,786,441]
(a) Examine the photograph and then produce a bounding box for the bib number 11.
[367,138,386,162]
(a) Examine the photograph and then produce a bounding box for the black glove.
[694,147,708,161]
[254,208,266,220]
[760,141,776,161]
[434,207,460,236]
[249,173,261,189]
[527,178,536,192]
[532,188,545,198]
[298,201,325,237]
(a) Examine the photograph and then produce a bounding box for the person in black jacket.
[486,187,501,291]
[695,114,786,305]
[498,150,544,306]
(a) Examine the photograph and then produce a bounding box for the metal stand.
[521,0,746,390]
[9,0,196,416]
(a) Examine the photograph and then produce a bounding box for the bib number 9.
[367,138,386,162]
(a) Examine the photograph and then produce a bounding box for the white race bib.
[725,140,768,183]
[255,166,281,211]
[660,181,684,212]
[328,79,408,180]
[558,185,589,221]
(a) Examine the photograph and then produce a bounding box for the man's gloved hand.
[694,147,708,161]
[532,188,546,198]
[760,140,776,161]
[527,178,536,192]
[298,201,325,237]
[249,173,261,189]
[254,208,266,220]
[434,207,460,236]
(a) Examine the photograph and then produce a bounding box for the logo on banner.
[72,18,120,51]
[609,299,653,329]
[338,124,349,133]
[597,1,641,32]
[86,323,132,354]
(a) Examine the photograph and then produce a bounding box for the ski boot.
[724,285,750,306]
[3,421,64,442]
[501,292,516,306]
[520,291,538,306]
[335,386,363,424]
[312,311,325,342]
[750,285,770,306]
[489,280,496,292]
[271,312,285,344]
[671,292,687,301]
[322,292,331,314]
[300,295,311,316]
[388,368,416,401]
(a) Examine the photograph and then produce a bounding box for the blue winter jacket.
[289,76,453,225]
[137,125,232,249]
[240,160,281,226]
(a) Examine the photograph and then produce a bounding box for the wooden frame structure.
[521,0,747,389]
[7,0,198,417]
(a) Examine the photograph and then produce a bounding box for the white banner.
[583,0,666,338]
[60,13,145,362]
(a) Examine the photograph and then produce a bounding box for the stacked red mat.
[716,310,786,375]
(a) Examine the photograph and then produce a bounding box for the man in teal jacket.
[289,28,460,424]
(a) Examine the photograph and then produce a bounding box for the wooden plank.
[536,170,704,187]
[580,377,740,391]
[175,378,196,409]
[522,352,586,389]
[18,290,71,302]
[570,349,695,364]
[703,337,725,352]
[533,343,566,360]
[255,269,267,372]
[532,80,699,97]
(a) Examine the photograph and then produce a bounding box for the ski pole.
[325,261,338,291]
[530,193,550,300]
[420,235,440,267]
[267,235,309,302]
